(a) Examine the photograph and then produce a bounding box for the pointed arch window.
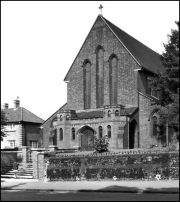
[115,110,119,116]
[96,47,104,108]
[108,110,111,117]
[83,60,91,109]
[107,125,111,138]
[109,55,118,105]
[72,128,75,140]
[59,128,63,141]
[99,126,103,138]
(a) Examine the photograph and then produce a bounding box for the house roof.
[3,107,44,124]
[101,16,164,74]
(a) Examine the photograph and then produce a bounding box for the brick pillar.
[38,152,45,181]
[22,146,30,163]
[32,150,38,179]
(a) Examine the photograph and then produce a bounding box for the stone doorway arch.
[129,119,138,149]
[78,126,96,151]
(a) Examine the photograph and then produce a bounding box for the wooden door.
[81,128,94,151]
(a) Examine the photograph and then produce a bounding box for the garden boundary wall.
[31,149,179,181]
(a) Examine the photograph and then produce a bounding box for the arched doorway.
[129,119,138,149]
[78,126,95,151]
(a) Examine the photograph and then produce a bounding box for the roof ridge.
[102,16,160,56]
[21,107,44,122]
[101,16,164,74]
[41,103,67,126]
[100,15,141,67]
[64,15,100,81]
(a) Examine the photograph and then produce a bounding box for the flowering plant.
[89,135,109,153]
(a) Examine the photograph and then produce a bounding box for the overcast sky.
[1,1,179,121]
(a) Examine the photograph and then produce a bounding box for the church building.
[41,13,165,151]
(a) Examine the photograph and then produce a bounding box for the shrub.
[89,135,109,153]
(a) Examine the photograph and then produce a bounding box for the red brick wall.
[42,104,68,148]
[139,93,159,148]
[66,16,139,110]
[25,123,42,147]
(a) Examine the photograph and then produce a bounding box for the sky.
[1,1,179,121]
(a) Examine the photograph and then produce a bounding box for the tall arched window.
[107,125,111,138]
[96,48,104,108]
[109,55,118,105]
[59,128,63,141]
[99,126,103,138]
[72,128,75,140]
[84,61,91,109]
[60,115,62,121]
[152,116,158,136]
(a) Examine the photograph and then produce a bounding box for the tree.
[149,21,179,142]
[1,109,8,141]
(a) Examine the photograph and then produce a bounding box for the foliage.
[149,21,179,141]
[1,109,8,141]
[46,152,179,181]
[89,135,109,153]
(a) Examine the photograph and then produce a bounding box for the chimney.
[1,103,9,109]
[14,97,20,108]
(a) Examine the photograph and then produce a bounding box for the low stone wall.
[1,150,22,169]
[44,151,179,181]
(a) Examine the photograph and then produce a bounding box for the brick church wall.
[42,104,68,148]
[139,94,159,148]
[66,16,139,111]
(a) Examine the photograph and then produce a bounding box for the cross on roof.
[99,5,103,15]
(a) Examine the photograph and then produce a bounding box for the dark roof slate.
[121,107,138,115]
[101,16,164,74]
[71,111,104,120]
[3,107,44,124]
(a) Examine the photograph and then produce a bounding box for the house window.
[152,116,158,136]
[108,110,111,117]
[109,55,118,105]
[96,47,104,108]
[59,128,63,141]
[8,140,16,148]
[30,140,38,148]
[115,110,119,116]
[84,61,91,109]
[99,126,103,138]
[72,128,75,140]
[60,115,62,121]
[107,125,111,138]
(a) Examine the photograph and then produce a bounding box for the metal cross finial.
[99,4,103,16]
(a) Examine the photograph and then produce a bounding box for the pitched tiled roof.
[71,111,104,120]
[121,107,138,115]
[3,107,44,124]
[101,16,164,74]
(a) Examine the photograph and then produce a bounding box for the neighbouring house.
[1,98,44,149]
[41,14,167,151]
